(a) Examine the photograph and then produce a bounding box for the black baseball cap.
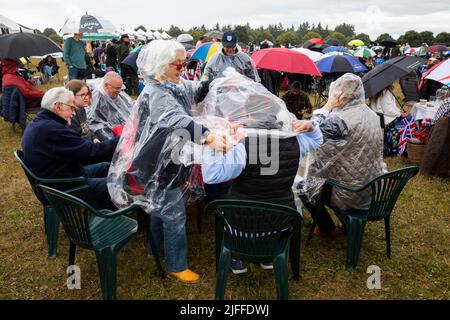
[222,31,237,48]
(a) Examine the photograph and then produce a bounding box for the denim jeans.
[148,187,188,272]
[43,65,52,82]
[83,162,116,210]
[68,66,85,80]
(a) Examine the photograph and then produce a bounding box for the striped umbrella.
[316,52,368,73]
[354,47,376,58]
[424,59,450,87]
[190,42,221,63]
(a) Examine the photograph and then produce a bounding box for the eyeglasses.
[75,92,91,98]
[57,102,76,112]
[170,61,188,71]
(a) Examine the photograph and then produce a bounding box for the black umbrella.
[326,38,340,46]
[379,39,398,47]
[362,56,425,98]
[0,32,62,59]
[309,43,330,52]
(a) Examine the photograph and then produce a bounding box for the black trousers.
[299,194,336,232]
[121,63,139,96]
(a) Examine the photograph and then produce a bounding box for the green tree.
[43,28,58,37]
[168,25,183,37]
[398,30,423,47]
[420,31,434,45]
[48,33,62,43]
[277,31,298,46]
[375,33,394,44]
[296,21,310,42]
[354,33,371,46]
[302,31,321,43]
[234,25,249,43]
[334,23,355,38]
[327,31,346,45]
[434,32,450,45]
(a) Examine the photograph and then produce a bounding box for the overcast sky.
[2,0,449,39]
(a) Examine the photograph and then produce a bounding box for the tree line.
[37,22,450,47]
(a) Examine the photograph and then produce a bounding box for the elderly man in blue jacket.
[22,87,119,209]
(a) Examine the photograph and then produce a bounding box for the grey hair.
[137,40,186,77]
[103,71,123,84]
[41,87,74,111]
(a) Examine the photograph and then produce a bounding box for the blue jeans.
[68,66,84,80]
[43,65,52,82]
[83,162,116,210]
[148,187,188,272]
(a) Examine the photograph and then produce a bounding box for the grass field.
[0,61,448,300]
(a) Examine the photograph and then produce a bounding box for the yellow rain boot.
[168,269,200,283]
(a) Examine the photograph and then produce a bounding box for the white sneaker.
[260,263,274,270]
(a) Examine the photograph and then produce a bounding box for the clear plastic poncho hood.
[196,68,296,137]
[297,73,385,211]
[87,79,133,140]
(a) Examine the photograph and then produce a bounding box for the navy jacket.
[22,109,119,179]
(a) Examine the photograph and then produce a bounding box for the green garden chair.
[206,200,302,300]
[14,150,87,259]
[39,185,165,300]
[307,166,419,271]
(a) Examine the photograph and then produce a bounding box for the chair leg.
[147,231,166,279]
[384,216,391,259]
[44,207,59,260]
[306,220,317,245]
[69,241,77,266]
[345,218,367,272]
[215,248,231,300]
[137,211,150,234]
[95,248,117,300]
[273,254,289,300]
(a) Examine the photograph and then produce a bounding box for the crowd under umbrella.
[422,59,450,87]
[292,47,323,62]
[176,33,194,43]
[371,46,384,52]
[190,41,221,63]
[325,38,340,46]
[379,38,398,47]
[251,48,322,76]
[309,43,330,52]
[354,47,376,58]
[204,30,223,39]
[0,32,62,59]
[322,46,351,54]
[59,13,118,34]
[303,38,324,48]
[427,44,448,54]
[316,52,368,74]
[362,55,425,98]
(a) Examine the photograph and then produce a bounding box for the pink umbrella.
[251,48,322,76]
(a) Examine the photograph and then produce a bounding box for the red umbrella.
[251,48,322,76]
[427,45,448,54]
[303,38,324,48]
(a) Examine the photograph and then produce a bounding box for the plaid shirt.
[433,98,450,124]
[282,90,312,119]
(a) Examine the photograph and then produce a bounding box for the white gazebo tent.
[161,31,172,40]
[0,14,34,34]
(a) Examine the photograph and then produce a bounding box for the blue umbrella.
[316,53,368,73]
[322,46,351,54]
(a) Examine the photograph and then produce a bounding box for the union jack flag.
[395,116,416,156]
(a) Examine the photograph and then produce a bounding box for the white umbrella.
[292,47,323,61]
[260,40,273,47]
[177,33,193,43]
[425,59,450,86]
[0,14,34,34]
[59,13,117,35]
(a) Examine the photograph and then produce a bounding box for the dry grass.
[0,62,449,300]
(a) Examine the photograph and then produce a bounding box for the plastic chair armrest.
[95,204,143,218]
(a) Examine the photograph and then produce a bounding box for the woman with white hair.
[297,73,385,237]
[107,40,230,283]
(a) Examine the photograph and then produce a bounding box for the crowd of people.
[2,29,449,288]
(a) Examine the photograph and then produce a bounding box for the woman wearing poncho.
[107,40,230,283]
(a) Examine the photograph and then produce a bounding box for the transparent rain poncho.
[107,67,296,213]
[296,73,385,211]
[196,68,296,136]
[87,79,134,141]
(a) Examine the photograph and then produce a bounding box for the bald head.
[103,71,123,99]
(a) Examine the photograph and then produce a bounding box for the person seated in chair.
[282,81,313,120]
[39,55,59,83]
[87,71,133,141]
[1,59,44,109]
[297,73,385,237]
[21,87,119,209]
[198,69,324,274]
